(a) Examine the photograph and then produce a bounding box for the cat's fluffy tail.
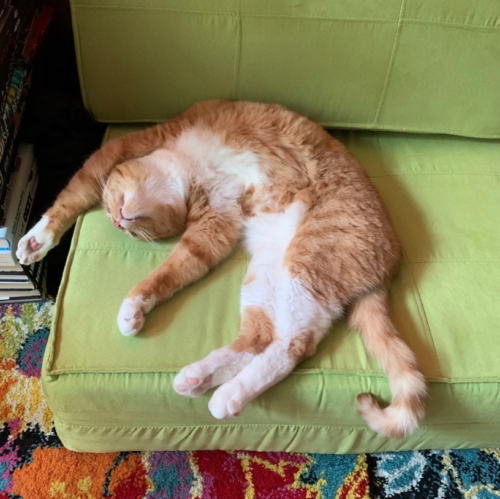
[349,287,426,438]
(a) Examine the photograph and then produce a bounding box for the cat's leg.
[173,347,255,398]
[118,211,240,336]
[173,256,274,397]
[16,123,176,265]
[208,272,340,419]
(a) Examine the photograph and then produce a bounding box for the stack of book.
[0,1,52,304]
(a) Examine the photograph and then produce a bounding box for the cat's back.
[171,101,380,206]
[175,100,327,149]
[175,100,356,188]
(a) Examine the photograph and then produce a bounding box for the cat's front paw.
[117,298,146,336]
[208,382,245,419]
[16,217,56,265]
[117,295,156,336]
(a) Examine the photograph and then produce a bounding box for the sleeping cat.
[16,100,426,438]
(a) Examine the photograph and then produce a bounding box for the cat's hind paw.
[117,298,145,336]
[173,364,213,398]
[16,217,56,265]
[208,382,245,419]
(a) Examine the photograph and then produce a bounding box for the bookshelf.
[0,1,52,304]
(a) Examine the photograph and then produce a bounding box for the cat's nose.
[119,207,134,221]
[113,207,126,228]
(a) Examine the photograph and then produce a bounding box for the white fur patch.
[243,200,307,256]
[16,216,55,265]
[117,295,156,336]
[175,128,267,212]
[239,202,307,315]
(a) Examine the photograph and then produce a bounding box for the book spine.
[0,7,20,110]
[0,135,20,225]
[0,59,25,159]
[14,159,37,249]
[0,297,44,305]
[0,63,25,221]
[0,279,34,291]
[25,256,46,297]
[0,40,16,114]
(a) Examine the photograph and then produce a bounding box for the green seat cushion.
[71,0,500,138]
[43,126,500,453]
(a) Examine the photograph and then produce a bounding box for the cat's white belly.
[241,199,311,317]
[243,200,307,257]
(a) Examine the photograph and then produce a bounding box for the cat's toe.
[173,365,212,398]
[29,237,43,251]
[117,298,144,336]
[208,384,244,419]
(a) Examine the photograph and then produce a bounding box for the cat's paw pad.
[208,384,244,419]
[174,364,213,398]
[117,298,145,336]
[16,217,55,265]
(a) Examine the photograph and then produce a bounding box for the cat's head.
[102,154,188,241]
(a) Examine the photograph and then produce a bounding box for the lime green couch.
[42,0,500,453]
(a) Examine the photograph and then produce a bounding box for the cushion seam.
[72,4,500,30]
[44,369,500,382]
[370,172,500,178]
[373,0,406,126]
[73,4,397,23]
[231,0,242,99]
[46,368,389,375]
[410,260,500,263]
[74,3,236,17]
[54,421,499,430]
[54,422,377,430]
[402,257,442,377]
[404,18,500,31]
[70,1,90,118]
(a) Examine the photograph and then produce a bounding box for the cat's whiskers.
[135,228,160,249]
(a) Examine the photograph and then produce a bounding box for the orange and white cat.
[17,100,425,437]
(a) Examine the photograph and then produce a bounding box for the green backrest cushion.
[70,0,500,138]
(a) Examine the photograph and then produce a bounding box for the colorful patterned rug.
[1,302,500,499]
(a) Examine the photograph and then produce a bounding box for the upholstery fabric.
[70,0,500,137]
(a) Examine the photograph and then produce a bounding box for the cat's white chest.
[175,128,267,211]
